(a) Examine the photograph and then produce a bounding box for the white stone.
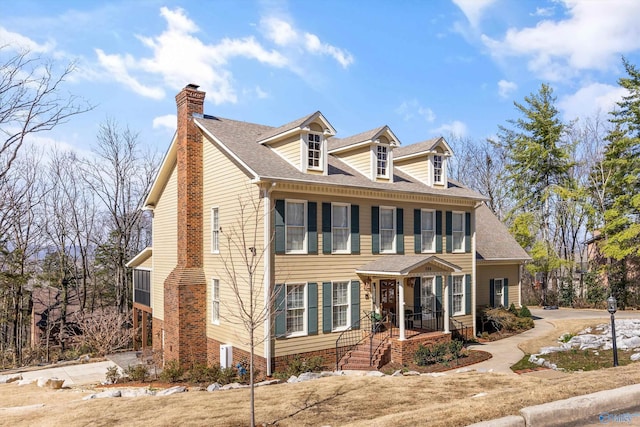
[455,368,473,373]
[206,383,221,392]
[320,371,335,377]
[36,377,50,388]
[83,390,122,400]
[255,379,280,386]
[286,375,298,383]
[402,371,420,376]
[366,371,386,377]
[220,383,247,390]
[120,388,155,397]
[631,353,640,362]
[423,372,447,377]
[156,386,187,396]
[297,372,321,382]
[472,392,488,398]
[48,378,65,389]
[0,374,22,384]
[391,370,403,377]
[16,379,34,386]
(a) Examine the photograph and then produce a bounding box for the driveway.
[467,307,640,375]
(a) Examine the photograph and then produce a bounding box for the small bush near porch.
[414,340,465,366]
[478,305,534,339]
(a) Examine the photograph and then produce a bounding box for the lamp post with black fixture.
[607,295,619,367]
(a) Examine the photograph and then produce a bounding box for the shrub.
[218,367,236,385]
[481,306,533,333]
[413,340,465,366]
[508,303,519,317]
[71,308,132,356]
[159,360,185,383]
[274,355,325,378]
[105,365,121,384]
[188,363,220,384]
[125,364,149,382]
[519,305,532,318]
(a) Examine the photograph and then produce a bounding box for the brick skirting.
[390,332,452,365]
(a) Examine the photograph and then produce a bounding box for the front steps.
[338,337,391,370]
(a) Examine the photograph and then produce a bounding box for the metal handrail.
[335,310,374,370]
[449,317,470,342]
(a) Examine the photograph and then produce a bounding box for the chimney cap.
[185,83,200,90]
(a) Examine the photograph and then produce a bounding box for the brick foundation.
[273,347,338,373]
[390,332,451,365]
[152,317,164,354]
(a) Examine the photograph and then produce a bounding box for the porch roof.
[355,255,461,277]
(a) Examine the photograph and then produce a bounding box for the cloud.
[261,16,354,68]
[558,82,627,121]
[152,114,176,132]
[95,48,165,99]
[396,100,435,123]
[452,0,497,28]
[432,120,468,138]
[255,86,268,99]
[481,0,640,81]
[0,27,55,53]
[531,6,554,17]
[497,80,517,99]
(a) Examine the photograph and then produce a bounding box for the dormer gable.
[328,126,400,182]
[256,111,336,175]
[394,136,453,187]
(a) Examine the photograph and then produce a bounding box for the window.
[376,145,388,177]
[332,204,350,253]
[452,275,464,315]
[494,278,504,307]
[332,281,350,331]
[308,133,322,169]
[421,209,435,252]
[211,207,220,253]
[286,283,306,335]
[211,278,220,324]
[452,212,464,252]
[380,207,396,253]
[433,155,443,184]
[285,201,306,253]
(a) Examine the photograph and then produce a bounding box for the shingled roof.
[195,116,487,201]
[476,203,531,262]
[394,137,442,159]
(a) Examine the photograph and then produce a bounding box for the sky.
[2,0,640,158]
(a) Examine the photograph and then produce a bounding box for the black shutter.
[372,206,380,254]
[397,208,404,254]
[414,209,421,253]
[445,211,452,253]
[465,212,471,253]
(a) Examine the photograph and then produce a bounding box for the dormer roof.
[256,111,336,145]
[394,137,453,161]
[328,125,400,153]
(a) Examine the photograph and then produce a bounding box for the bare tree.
[0,46,93,181]
[82,119,158,312]
[219,189,275,427]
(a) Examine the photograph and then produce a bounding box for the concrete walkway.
[467,307,640,374]
[16,351,140,387]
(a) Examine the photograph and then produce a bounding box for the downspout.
[262,181,276,376]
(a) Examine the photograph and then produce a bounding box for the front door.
[421,277,436,320]
[380,279,397,324]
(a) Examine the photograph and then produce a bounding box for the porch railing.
[449,317,471,342]
[402,306,443,333]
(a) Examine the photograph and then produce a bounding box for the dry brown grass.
[518,317,610,355]
[1,318,639,427]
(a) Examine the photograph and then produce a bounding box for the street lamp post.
[607,296,619,367]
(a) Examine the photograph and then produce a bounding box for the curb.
[468,383,640,426]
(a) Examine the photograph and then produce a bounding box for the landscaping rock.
[255,379,280,387]
[297,372,321,382]
[48,378,65,390]
[631,353,640,362]
[366,371,386,377]
[207,383,221,392]
[320,371,335,377]
[16,378,34,386]
[0,374,22,384]
[472,392,488,398]
[422,372,447,377]
[391,370,403,377]
[286,375,298,383]
[220,382,247,390]
[156,386,187,396]
[402,371,420,376]
[83,390,122,400]
[120,388,155,397]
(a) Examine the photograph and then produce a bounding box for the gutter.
[260,181,277,376]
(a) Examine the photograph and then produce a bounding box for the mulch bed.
[379,349,492,374]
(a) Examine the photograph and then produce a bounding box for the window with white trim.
[211,207,220,253]
[421,209,436,252]
[452,275,464,316]
[332,281,350,331]
[452,212,464,252]
[286,283,307,335]
[308,133,322,169]
[285,200,306,253]
[376,145,388,177]
[433,155,443,184]
[494,278,504,307]
[332,203,350,253]
[380,207,396,253]
[211,278,220,324]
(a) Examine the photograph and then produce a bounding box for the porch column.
[398,279,406,341]
[444,275,450,333]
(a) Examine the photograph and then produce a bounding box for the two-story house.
[127,84,529,375]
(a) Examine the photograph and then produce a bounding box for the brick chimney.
[163,84,207,366]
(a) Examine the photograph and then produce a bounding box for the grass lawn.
[1,317,639,426]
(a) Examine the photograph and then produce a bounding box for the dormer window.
[433,155,443,184]
[376,145,388,177]
[307,133,322,169]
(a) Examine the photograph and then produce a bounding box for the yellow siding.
[151,163,178,321]
[395,157,430,184]
[476,264,521,307]
[334,145,371,178]
[272,191,475,356]
[139,256,153,269]
[203,138,267,357]
[270,135,301,169]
